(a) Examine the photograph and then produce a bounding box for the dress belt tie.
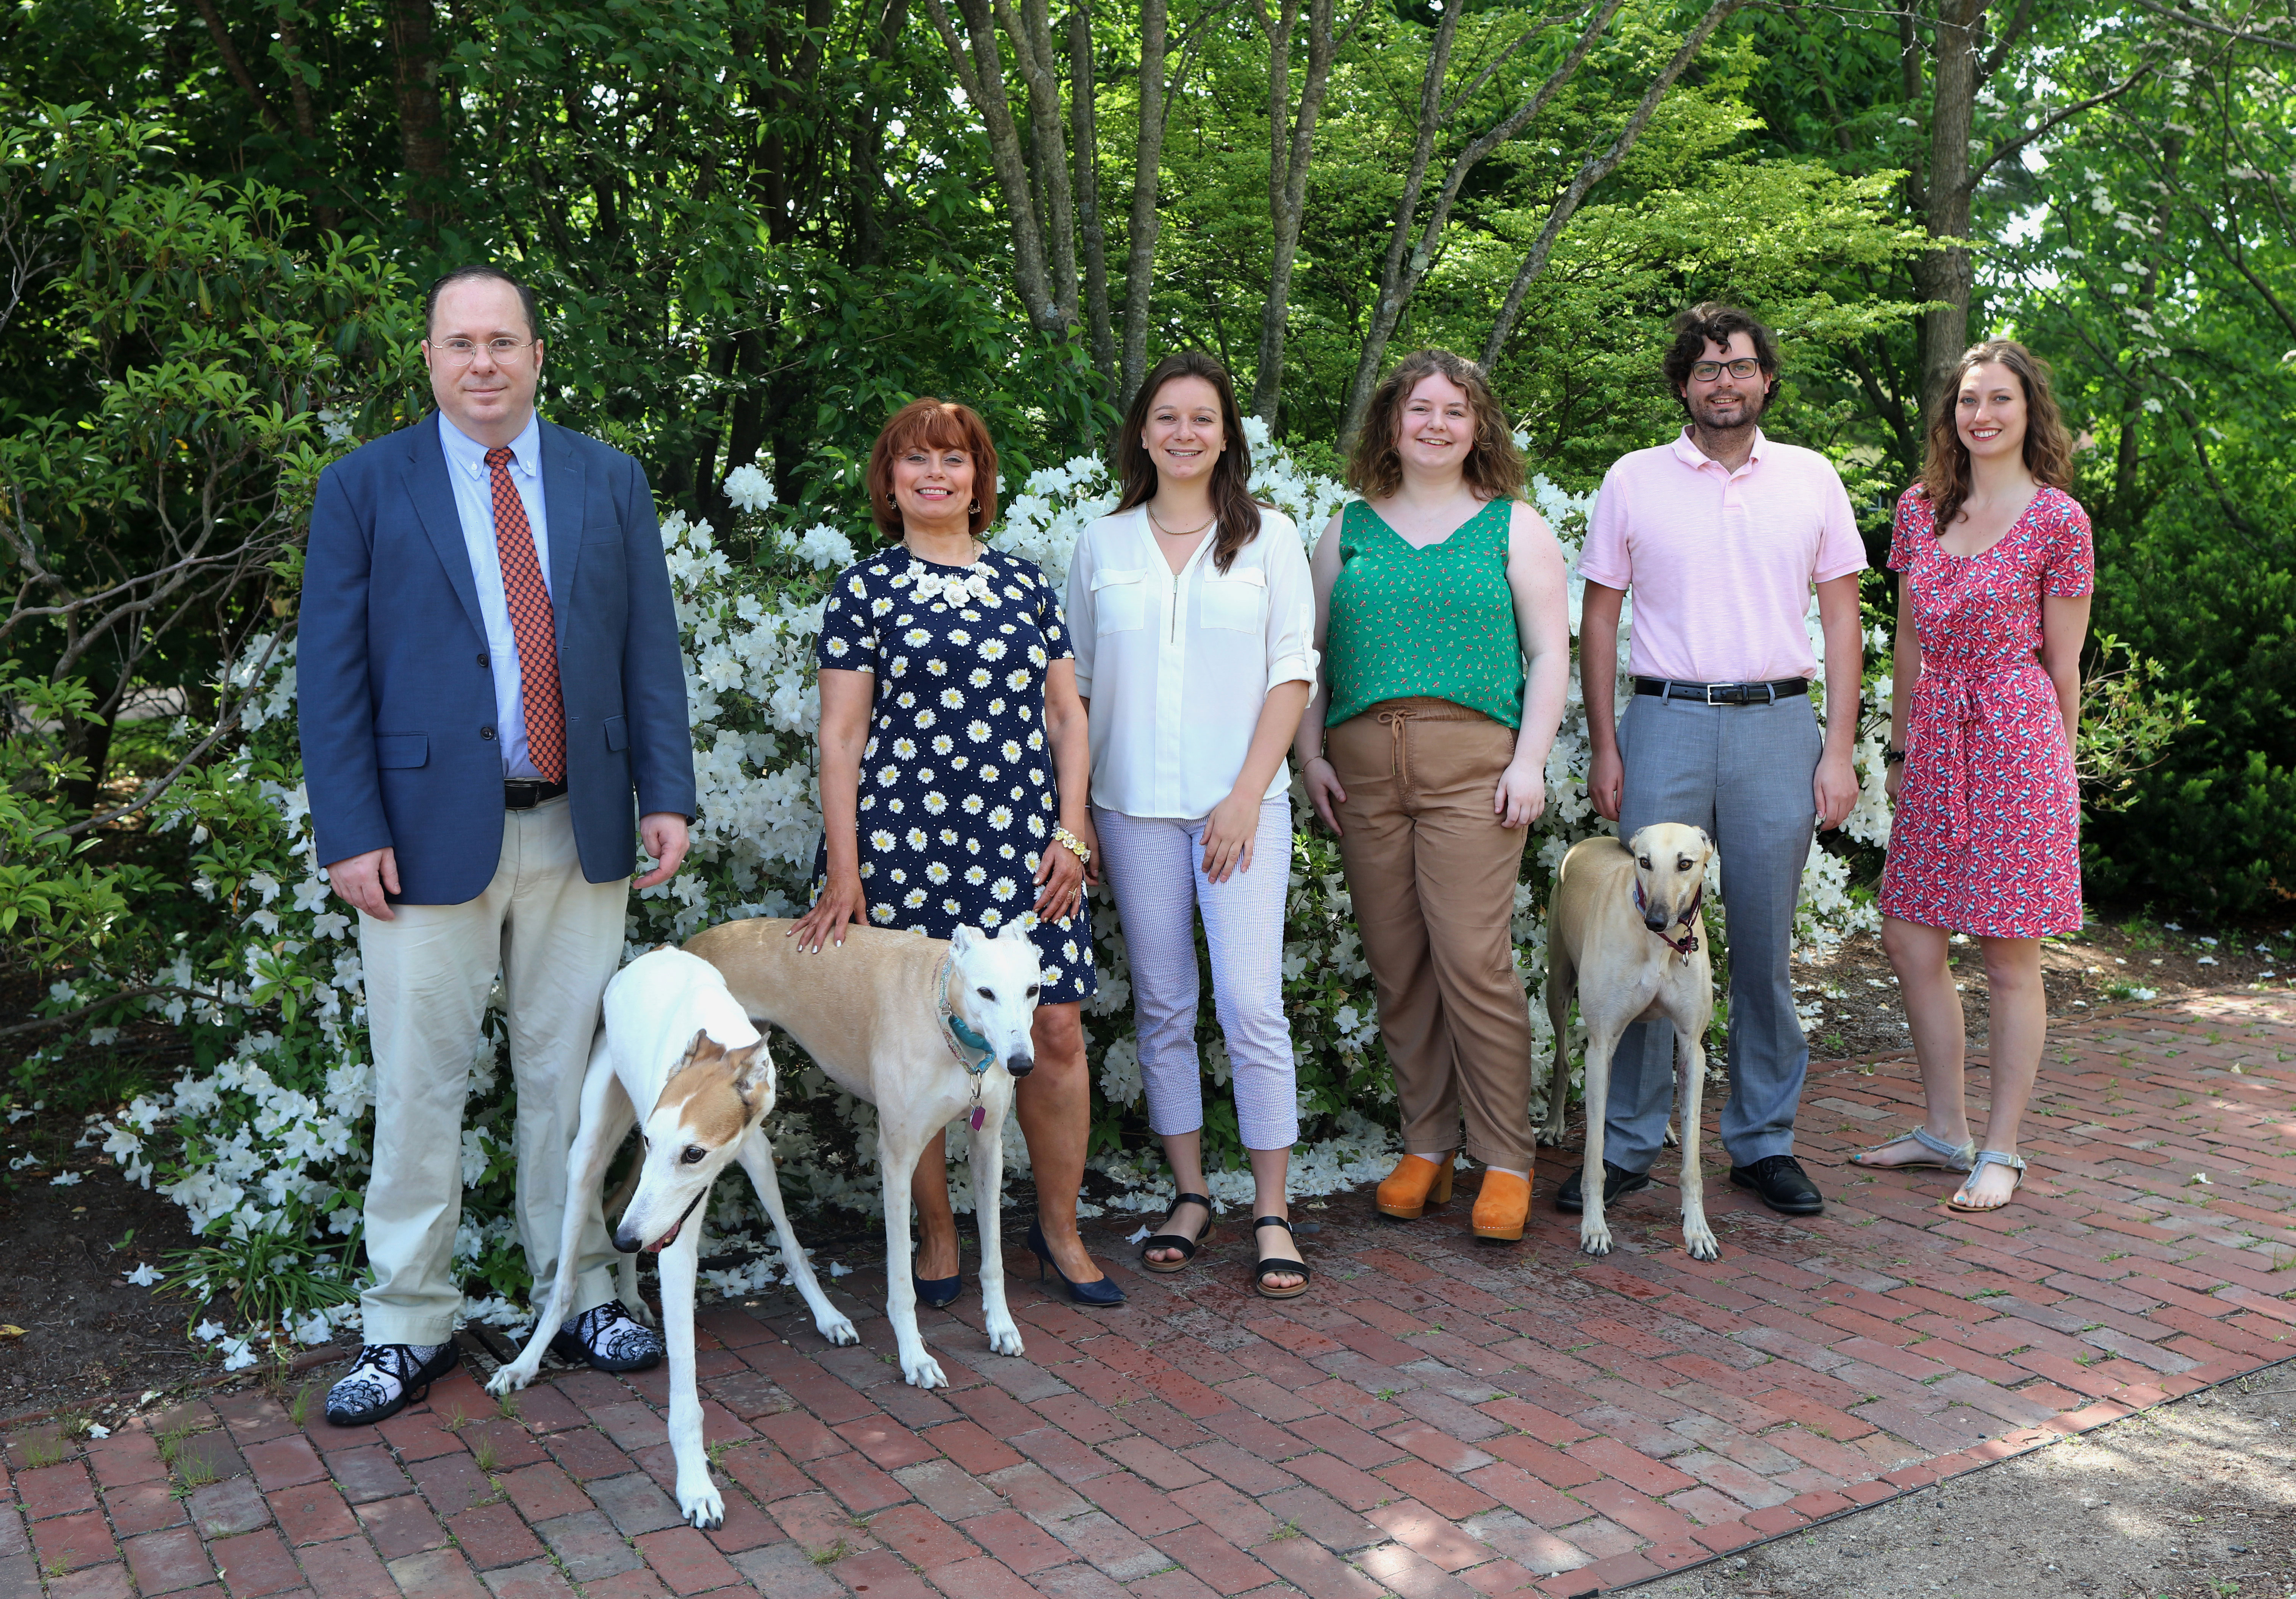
[1920,658,2037,842]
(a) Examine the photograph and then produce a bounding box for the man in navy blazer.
[300,265,696,1425]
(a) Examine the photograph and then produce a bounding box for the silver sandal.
[1851,1125,1975,1173]
[1947,1149,2026,1212]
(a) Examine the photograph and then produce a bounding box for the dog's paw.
[621,1296,659,1329]
[984,1322,1026,1359]
[676,1479,725,1531]
[485,1363,536,1397]
[1682,1221,1720,1262]
[901,1352,949,1389]
[1578,1219,1614,1257]
[1535,1118,1570,1147]
[816,1313,860,1347]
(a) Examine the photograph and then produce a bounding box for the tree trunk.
[189,0,290,136]
[1001,0,1082,329]
[1117,0,1170,409]
[387,0,451,222]
[1913,0,1983,421]
[1250,0,1343,424]
[925,0,1069,334]
[1070,4,1115,383]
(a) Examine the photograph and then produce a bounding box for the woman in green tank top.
[1290,349,1571,1244]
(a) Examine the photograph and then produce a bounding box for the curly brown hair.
[865,398,999,541]
[1918,340,2076,534]
[1347,349,1524,502]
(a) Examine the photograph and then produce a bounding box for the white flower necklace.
[901,545,999,608]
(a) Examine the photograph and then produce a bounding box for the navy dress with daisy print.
[811,547,1098,1004]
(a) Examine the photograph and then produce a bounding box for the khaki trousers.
[355,796,627,1346]
[1328,699,1536,1171]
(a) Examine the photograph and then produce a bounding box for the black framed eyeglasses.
[1690,358,1764,381]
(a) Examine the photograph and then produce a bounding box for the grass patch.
[809,1540,854,1566]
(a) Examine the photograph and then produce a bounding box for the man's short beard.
[1690,384,1769,434]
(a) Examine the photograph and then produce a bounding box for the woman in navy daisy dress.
[1854,341,2092,1216]
[794,398,1118,1303]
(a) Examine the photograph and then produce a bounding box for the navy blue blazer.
[298,414,697,905]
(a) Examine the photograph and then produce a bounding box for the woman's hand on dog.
[1034,814,1095,922]
[791,870,868,952]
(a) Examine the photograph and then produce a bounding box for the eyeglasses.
[429,336,534,363]
[1690,358,1764,381]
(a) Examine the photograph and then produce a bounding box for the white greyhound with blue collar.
[681,916,1040,1390]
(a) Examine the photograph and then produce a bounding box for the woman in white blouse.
[1067,352,1318,1299]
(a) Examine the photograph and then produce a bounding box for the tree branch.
[187,0,291,136]
[1971,65,2154,188]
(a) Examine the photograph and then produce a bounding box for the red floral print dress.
[1878,484,2094,937]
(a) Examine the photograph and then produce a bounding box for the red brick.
[294,1536,394,1599]
[268,1485,356,1547]
[127,1528,217,1594]
[448,1504,546,1570]
[244,1438,327,1493]
[923,1554,1044,1599]
[917,1421,1024,1476]
[31,1512,115,1572]
[959,1510,1069,1576]
[17,1464,98,1519]
[632,1529,738,1595]
[211,1528,304,1597]
[1562,1436,1696,1497]
[866,1502,970,1570]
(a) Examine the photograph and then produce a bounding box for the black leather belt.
[504,780,569,810]
[1634,676,1809,705]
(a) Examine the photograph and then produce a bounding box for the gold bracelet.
[1052,825,1091,866]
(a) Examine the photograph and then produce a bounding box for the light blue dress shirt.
[439,410,552,780]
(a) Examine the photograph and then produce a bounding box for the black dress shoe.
[325,1343,459,1426]
[1730,1154,1824,1215]
[1556,1161,1653,1214]
[551,1301,666,1372]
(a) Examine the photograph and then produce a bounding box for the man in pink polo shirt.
[1565,303,1866,1219]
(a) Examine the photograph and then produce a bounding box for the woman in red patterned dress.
[1850,341,2092,1213]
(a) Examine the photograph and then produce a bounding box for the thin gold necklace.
[1146,504,1215,539]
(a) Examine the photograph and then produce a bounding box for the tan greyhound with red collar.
[1541,823,1720,1261]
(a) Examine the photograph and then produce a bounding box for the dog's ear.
[729,1039,774,1108]
[1697,828,1714,854]
[950,925,979,956]
[681,1027,718,1064]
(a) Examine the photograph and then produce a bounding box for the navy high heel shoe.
[911,1254,962,1309]
[1026,1219,1125,1307]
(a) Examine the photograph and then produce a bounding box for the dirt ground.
[1631,1360,2296,1599]
[1791,914,2294,1063]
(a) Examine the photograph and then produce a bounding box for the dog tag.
[970,1105,986,1131]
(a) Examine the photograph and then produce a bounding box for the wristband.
[1882,747,1905,766]
[1052,825,1092,866]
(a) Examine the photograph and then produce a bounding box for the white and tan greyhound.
[1541,824,1721,1261]
[683,916,1038,1392]
[486,947,857,1530]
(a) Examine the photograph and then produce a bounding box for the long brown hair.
[866,398,999,541]
[1114,352,1264,573]
[1347,348,1524,502]
[1919,339,2076,533]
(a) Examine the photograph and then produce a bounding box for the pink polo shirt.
[1580,427,1867,683]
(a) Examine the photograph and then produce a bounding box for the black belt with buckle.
[1634,676,1810,705]
[504,780,569,810]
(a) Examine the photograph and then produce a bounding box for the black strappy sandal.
[1251,1216,1312,1300]
[1138,1192,1217,1274]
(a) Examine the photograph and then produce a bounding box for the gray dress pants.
[1606,692,1821,1171]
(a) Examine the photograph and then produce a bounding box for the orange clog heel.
[1376,1153,1456,1219]
[1470,1170,1531,1241]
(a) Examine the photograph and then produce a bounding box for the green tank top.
[1325,497,1524,730]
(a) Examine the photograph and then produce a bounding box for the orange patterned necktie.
[484,446,565,782]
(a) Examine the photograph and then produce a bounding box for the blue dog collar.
[936,959,995,1075]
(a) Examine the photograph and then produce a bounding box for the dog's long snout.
[1003,1052,1035,1079]
[1645,909,1671,933]
[612,1225,643,1255]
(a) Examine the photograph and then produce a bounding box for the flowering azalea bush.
[73,418,1892,1355]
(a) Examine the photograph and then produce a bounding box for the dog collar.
[1633,879,1704,958]
[935,958,996,1076]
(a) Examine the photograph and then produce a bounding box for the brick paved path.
[7,992,2296,1599]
